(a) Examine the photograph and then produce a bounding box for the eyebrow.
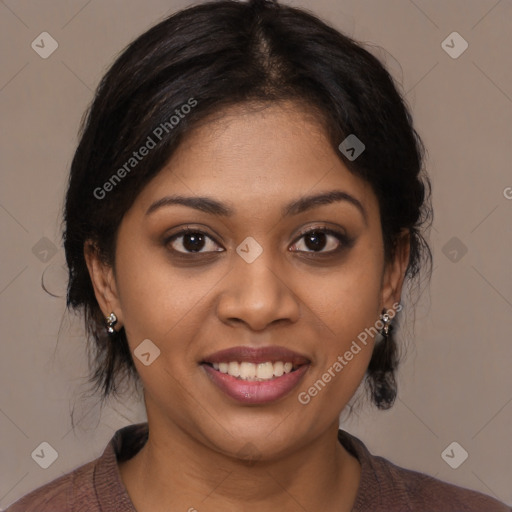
[145,189,367,225]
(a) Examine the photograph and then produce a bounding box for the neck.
[119,419,361,512]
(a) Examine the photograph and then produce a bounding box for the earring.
[379,309,393,339]
[105,312,118,335]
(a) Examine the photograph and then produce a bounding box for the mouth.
[201,360,305,381]
[200,346,311,404]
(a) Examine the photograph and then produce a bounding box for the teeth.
[209,361,298,381]
[240,361,256,379]
[228,361,240,377]
[257,362,274,379]
[273,361,284,377]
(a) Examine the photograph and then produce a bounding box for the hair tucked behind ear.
[366,329,400,409]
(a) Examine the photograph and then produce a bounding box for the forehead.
[134,101,377,221]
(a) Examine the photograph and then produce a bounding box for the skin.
[85,101,410,512]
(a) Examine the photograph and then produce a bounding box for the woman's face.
[87,101,407,459]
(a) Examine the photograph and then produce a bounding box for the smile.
[200,345,311,404]
[209,361,298,381]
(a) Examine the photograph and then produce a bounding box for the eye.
[289,226,351,254]
[166,228,224,254]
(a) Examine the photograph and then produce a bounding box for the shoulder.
[339,430,511,512]
[4,459,98,512]
[4,423,146,512]
[377,455,510,511]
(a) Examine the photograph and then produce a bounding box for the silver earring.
[105,312,118,335]
[379,310,392,338]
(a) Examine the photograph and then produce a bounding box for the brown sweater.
[5,423,511,511]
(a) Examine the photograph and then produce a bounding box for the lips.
[200,345,311,404]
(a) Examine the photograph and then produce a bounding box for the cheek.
[311,243,383,336]
[113,234,197,350]
[298,238,384,395]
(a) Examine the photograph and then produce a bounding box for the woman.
[6,0,510,510]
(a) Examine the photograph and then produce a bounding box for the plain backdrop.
[1,0,511,508]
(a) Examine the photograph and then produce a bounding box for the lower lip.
[202,364,310,404]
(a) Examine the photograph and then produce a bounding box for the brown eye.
[290,227,352,254]
[167,229,224,254]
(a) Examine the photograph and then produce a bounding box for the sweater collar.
[95,422,383,511]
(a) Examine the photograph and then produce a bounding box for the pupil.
[183,233,204,252]
[305,231,326,251]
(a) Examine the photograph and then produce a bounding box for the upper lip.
[201,346,311,365]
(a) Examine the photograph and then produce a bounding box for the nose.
[215,249,301,331]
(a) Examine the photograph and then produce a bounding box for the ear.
[84,241,124,331]
[380,229,410,310]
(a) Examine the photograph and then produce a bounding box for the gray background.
[1,0,511,508]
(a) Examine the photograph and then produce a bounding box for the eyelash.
[165,225,353,256]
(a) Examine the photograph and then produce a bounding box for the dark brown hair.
[63,0,432,409]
